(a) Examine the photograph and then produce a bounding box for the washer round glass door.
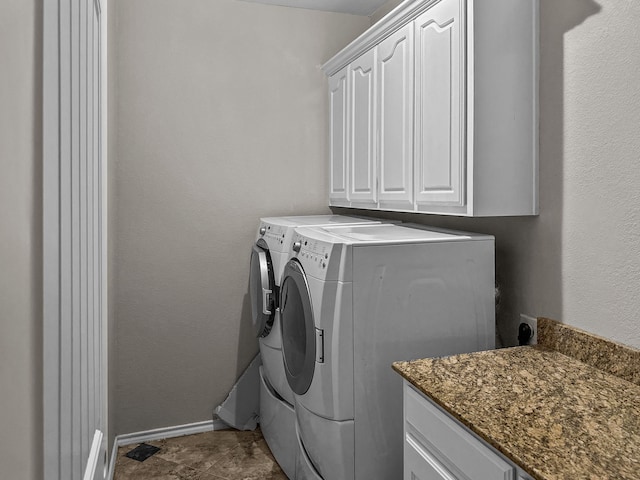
[249,239,276,338]
[280,259,315,395]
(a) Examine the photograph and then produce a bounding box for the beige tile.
[114,429,286,480]
[150,430,261,472]
[206,437,287,480]
[113,454,177,479]
[114,453,226,480]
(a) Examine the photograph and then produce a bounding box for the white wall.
[0,1,43,478]
[557,0,640,348]
[111,0,369,434]
[364,0,640,349]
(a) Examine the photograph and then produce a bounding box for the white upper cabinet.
[377,23,414,210]
[329,66,349,206]
[323,0,539,217]
[414,0,464,209]
[349,48,378,206]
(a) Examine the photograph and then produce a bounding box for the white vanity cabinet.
[323,0,538,217]
[403,381,534,480]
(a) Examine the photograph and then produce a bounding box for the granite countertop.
[393,318,640,480]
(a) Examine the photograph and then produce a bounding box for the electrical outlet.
[519,314,537,345]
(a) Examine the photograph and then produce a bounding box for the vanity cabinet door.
[405,433,457,480]
[414,0,466,209]
[329,66,349,206]
[403,382,515,480]
[349,49,377,206]
[377,23,414,210]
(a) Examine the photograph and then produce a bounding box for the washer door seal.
[280,259,316,395]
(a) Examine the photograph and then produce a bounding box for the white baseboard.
[106,418,229,479]
[106,439,119,480]
[116,418,229,446]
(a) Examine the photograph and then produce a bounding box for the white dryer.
[279,223,495,480]
[249,215,387,479]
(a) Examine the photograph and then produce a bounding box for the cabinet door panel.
[349,49,377,204]
[405,433,458,480]
[415,0,465,207]
[378,23,414,209]
[329,67,349,205]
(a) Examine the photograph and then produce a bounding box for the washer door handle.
[315,328,324,363]
[262,288,272,315]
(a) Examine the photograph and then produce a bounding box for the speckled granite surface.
[393,318,640,480]
[537,317,640,386]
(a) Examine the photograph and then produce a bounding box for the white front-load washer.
[250,215,388,401]
[249,215,387,479]
[279,223,496,480]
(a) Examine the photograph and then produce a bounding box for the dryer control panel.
[290,232,339,280]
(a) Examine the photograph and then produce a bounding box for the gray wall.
[364,0,640,349]
[0,0,43,478]
[110,0,369,434]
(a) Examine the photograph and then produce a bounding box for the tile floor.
[114,429,287,480]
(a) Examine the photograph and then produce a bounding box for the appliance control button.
[292,241,302,253]
[259,227,266,236]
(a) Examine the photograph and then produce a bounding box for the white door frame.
[43,0,109,478]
